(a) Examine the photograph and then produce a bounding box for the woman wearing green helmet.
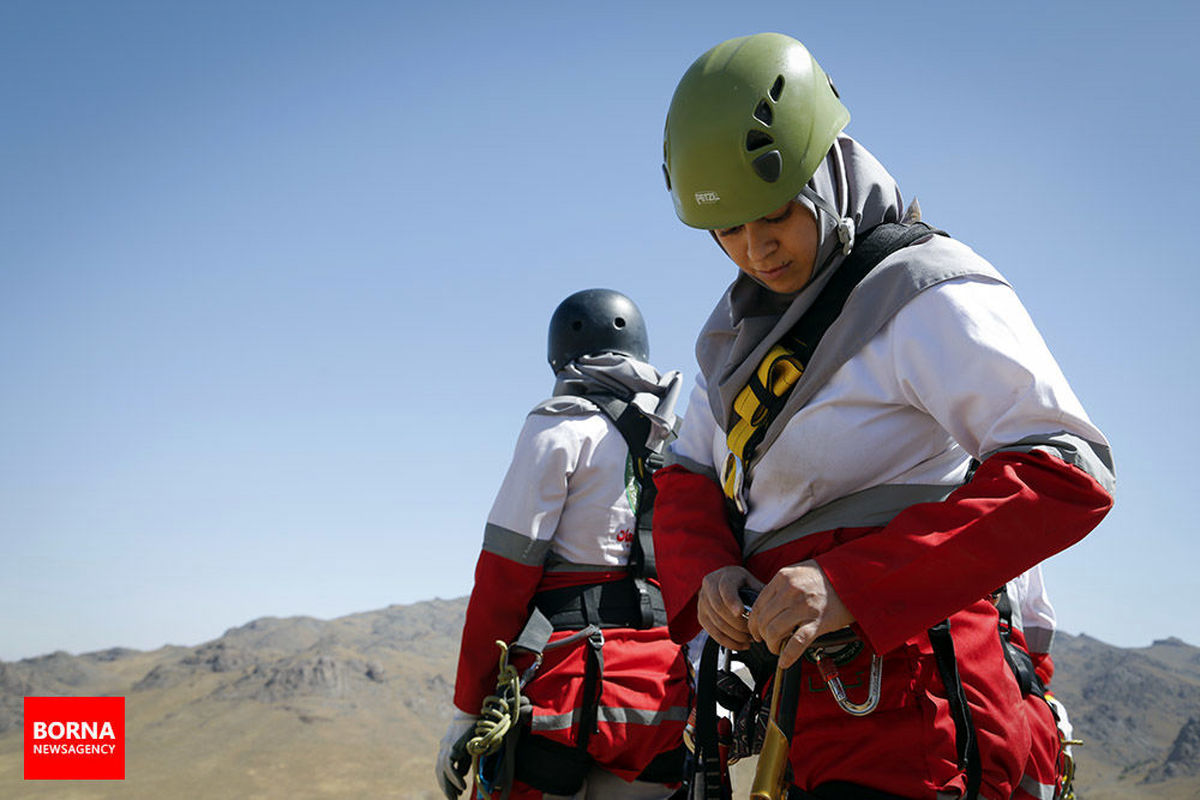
[652,33,1114,800]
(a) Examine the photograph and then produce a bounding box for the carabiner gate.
[811,649,882,717]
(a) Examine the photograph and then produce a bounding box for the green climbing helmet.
[662,32,850,230]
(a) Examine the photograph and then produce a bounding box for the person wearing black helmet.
[437,289,688,799]
[651,33,1114,800]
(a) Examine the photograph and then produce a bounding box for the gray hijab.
[696,134,904,428]
[540,353,683,453]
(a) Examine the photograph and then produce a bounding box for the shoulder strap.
[581,394,661,584]
[994,589,1047,698]
[722,222,948,505]
[589,394,654,483]
[780,222,945,364]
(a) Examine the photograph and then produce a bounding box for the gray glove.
[436,711,477,799]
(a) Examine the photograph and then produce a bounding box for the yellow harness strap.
[716,222,948,512]
[721,342,806,507]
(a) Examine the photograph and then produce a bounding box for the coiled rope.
[466,640,524,781]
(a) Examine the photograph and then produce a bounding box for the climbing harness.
[467,394,681,798]
[993,589,1082,800]
[719,221,948,516]
[468,625,605,799]
[687,587,890,800]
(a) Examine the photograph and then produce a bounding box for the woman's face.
[713,200,820,294]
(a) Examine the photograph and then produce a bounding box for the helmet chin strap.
[799,143,856,256]
[800,186,854,256]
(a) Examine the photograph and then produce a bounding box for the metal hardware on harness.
[518,653,543,686]
[721,452,748,515]
[810,648,882,717]
[1059,735,1083,800]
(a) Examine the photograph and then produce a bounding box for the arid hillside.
[2,598,1198,799]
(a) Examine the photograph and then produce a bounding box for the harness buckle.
[836,217,856,255]
[721,452,748,514]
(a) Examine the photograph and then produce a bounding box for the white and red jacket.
[454,398,689,782]
[1004,566,1058,686]
[654,234,1114,799]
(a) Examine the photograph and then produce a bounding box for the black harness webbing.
[693,636,732,800]
[588,392,664,580]
[928,620,981,800]
[502,393,679,793]
[727,221,948,487]
[994,590,1047,699]
[533,577,667,632]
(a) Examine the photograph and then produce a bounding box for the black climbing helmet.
[547,289,649,373]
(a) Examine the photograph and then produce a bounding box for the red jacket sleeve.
[816,449,1112,655]
[652,465,742,642]
[1032,652,1055,688]
[453,550,543,713]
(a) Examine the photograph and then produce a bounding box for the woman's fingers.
[779,622,820,669]
[698,599,753,650]
[746,560,855,661]
[697,565,760,650]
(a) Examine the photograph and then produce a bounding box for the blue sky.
[2,0,1197,661]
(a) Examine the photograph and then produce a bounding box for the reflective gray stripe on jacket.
[990,431,1115,496]
[743,431,1113,559]
[1023,624,1054,654]
[530,704,690,732]
[482,523,551,567]
[743,483,957,557]
[543,553,622,573]
[1018,774,1056,800]
[663,450,718,483]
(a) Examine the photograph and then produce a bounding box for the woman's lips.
[758,261,791,280]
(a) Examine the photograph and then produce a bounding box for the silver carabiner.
[812,650,882,717]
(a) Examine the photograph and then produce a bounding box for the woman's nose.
[744,221,777,262]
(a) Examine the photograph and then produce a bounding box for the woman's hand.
[697,565,764,650]
[746,560,855,669]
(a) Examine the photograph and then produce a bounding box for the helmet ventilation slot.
[770,75,785,101]
[752,151,782,183]
[746,130,774,151]
[753,100,773,125]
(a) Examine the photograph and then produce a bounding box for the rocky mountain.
[2,600,1198,799]
[1035,633,1200,799]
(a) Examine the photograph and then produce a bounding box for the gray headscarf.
[696,134,904,429]
[540,353,683,453]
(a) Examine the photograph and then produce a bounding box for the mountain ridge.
[3,598,1198,799]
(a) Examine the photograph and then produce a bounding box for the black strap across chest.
[734,221,947,471]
